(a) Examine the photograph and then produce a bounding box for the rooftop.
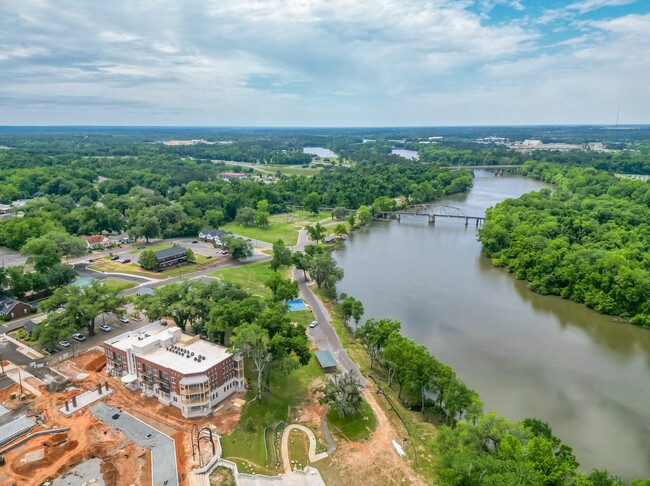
[315,350,337,369]
[105,323,233,375]
[154,245,187,259]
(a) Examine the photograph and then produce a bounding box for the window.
[161,372,169,381]
[173,397,177,402]
[137,363,142,370]
[145,365,151,374]
[171,377,176,384]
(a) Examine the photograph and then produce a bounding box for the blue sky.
[1,0,648,126]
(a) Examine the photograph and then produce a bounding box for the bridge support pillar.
[465,217,468,227]
[397,214,401,222]
[428,215,435,225]
[476,219,479,228]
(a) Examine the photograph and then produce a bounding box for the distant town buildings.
[218,172,248,181]
[104,323,245,418]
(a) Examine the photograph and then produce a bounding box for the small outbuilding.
[314,350,338,373]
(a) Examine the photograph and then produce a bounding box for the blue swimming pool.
[285,298,307,311]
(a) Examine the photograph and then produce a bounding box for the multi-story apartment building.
[104,323,245,418]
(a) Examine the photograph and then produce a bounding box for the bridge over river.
[379,204,486,227]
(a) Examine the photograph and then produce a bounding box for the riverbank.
[333,171,650,480]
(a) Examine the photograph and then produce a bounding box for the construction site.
[0,348,243,486]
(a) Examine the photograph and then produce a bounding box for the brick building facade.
[104,323,245,418]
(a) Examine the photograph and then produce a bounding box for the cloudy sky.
[1,0,649,126]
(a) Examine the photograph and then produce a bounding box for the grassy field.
[102,277,138,292]
[326,400,377,441]
[88,260,167,279]
[127,241,183,254]
[210,261,276,296]
[221,221,301,246]
[221,354,325,475]
[221,211,327,246]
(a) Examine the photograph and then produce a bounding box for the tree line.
[480,161,650,327]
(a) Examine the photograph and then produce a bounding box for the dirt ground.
[0,348,243,486]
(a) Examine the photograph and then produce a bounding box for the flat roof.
[105,323,233,375]
[144,338,231,374]
[315,350,337,369]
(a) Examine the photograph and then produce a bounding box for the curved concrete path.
[281,424,329,473]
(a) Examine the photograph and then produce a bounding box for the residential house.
[0,297,33,320]
[197,229,233,248]
[23,320,38,338]
[153,246,188,269]
[104,323,245,418]
[82,235,112,250]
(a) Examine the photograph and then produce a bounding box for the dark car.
[44,347,58,354]
[121,259,131,264]
[110,255,120,261]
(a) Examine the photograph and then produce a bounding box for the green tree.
[357,205,372,225]
[315,369,362,418]
[45,263,77,288]
[40,280,126,337]
[332,207,348,220]
[307,253,344,290]
[347,212,356,230]
[235,206,256,227]
[339,294,364,329]
[255,199,270,227]
[20,238,61,273]
[356,318,401,369]
[303,192,321,215]
[383,332,415,399]
[184,247,196,264]
[230,322,272,401]
[223,236,254,260]
[270,239,292,272]
[139,249,159,271]
[291,251,309,279]
[306,222,326,244]
[265,273,299,302]
[333,223,348,237]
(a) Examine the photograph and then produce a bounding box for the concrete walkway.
[281,424,328,473]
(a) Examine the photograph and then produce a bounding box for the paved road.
[91,401,178,486]
[293,229,366,386]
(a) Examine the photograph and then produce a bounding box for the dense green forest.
[480,161,650,326]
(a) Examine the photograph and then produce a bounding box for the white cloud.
[0,0,647,125]
[567,0,637,15]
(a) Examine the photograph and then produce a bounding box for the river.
[333,170,650,481]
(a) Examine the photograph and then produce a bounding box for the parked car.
[44,347,58,354]
[309,320,318,328]
[119,317,130,324]
[121,259,131,264]
[192,240,198,243]
[110,255,120,261]
[72,333,86,342]
[59,340,71,348]
[99,324,112,332]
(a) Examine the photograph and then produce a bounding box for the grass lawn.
[102,277,138,292]
[157,255,210,277]
[221,354,325,475]
[88,260,167,279]
[326,400,377,441]
[288,429,311,470]
[210,261,276,297]
[127,241,183,254]
[221,221,301,246]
